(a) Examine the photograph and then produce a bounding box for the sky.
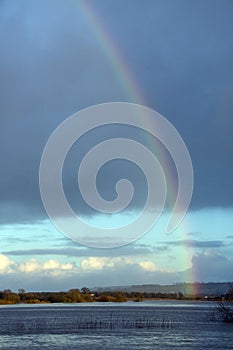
[0,0,233,291]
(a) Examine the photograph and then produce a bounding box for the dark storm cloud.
[185,251,233,282]
[1,0,233,224]
[0,0,129,223]
[93,0,233,209]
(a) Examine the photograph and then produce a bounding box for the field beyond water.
[0,300,233,349]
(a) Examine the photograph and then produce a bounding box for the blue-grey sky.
[0,0,233,291]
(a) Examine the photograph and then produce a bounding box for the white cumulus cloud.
[0,254,14,273]
[139,260,157,272]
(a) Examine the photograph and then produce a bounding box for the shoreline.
[0,297,225,306]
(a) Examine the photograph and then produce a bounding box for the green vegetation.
[0,286,232,305]
[0,288,126,304]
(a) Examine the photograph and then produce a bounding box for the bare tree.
[215,284,233,323]
[216,301,233,323]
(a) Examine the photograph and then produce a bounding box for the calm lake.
[0,300,232,349]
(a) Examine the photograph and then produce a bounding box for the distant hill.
[94,282,232,297]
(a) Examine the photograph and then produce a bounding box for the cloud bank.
[0,250,232,291]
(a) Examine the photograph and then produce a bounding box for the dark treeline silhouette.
[0,286,233,305]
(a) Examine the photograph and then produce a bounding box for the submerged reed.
[2,315,174,334]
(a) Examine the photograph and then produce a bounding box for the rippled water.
[0,301,232,349]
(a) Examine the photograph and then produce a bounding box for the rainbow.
[72,1,197,293]
[77,0,145,105]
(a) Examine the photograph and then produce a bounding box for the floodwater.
[0,300,232,349]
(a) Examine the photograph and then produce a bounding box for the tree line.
[0,286,232,305]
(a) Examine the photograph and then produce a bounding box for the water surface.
[0,300,232,349]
